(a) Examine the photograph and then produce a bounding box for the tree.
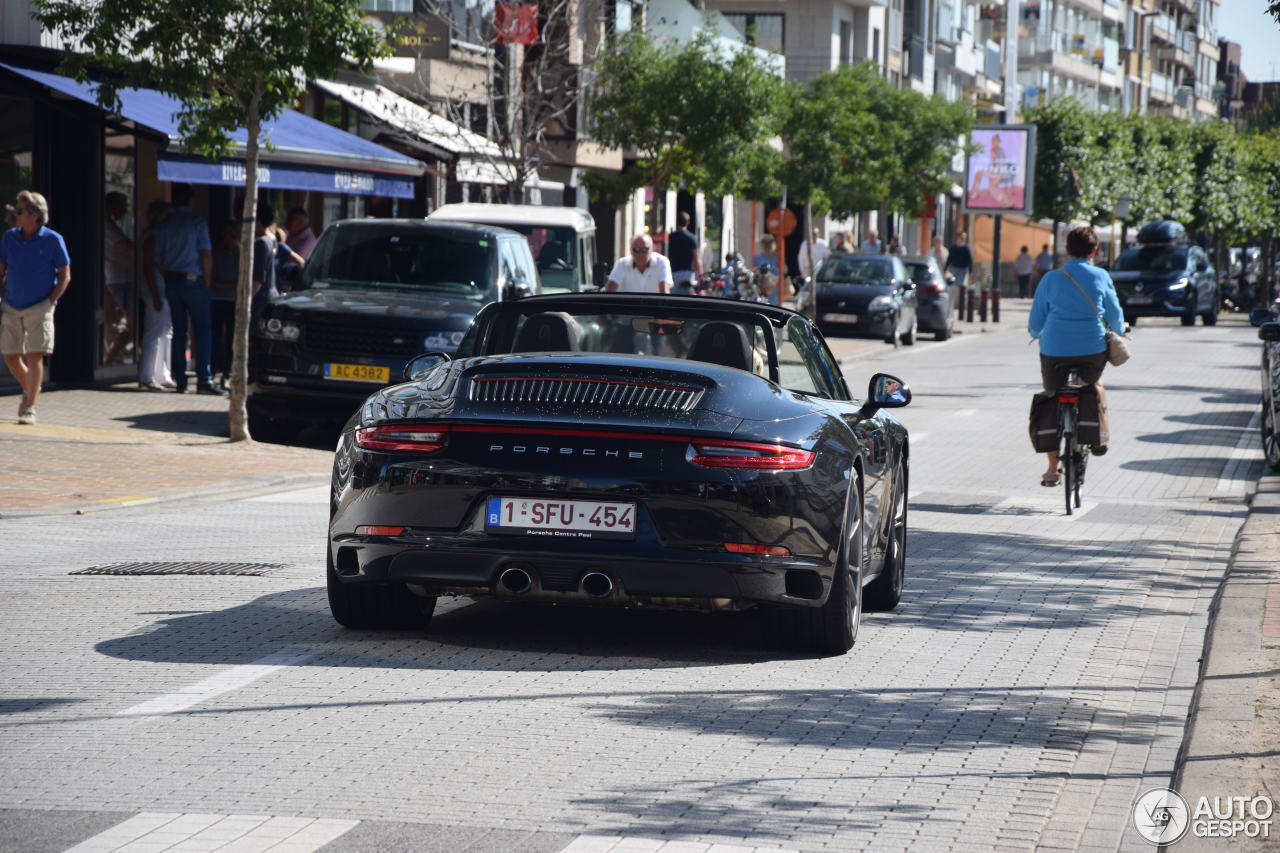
[586,29,786,229]
[34,0,386,441]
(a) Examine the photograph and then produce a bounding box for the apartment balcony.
[1168,0,1197,14]
[1059,0,1104,16]
[1198,36,1219,62]
[1151,13,1175,45]
[1195,97,1217,118]
[1149,71,1173,103]
[1157,43,1194,70]
[1020,32,1105,85]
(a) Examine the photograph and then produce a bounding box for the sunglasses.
[631,246,651,253]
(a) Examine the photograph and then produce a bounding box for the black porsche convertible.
[327,294,912,654]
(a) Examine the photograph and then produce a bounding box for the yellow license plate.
[324,363,391,383]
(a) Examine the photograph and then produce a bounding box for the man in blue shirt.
[945,231,973,288]
[153,183,221,395]
[0,190,71,425]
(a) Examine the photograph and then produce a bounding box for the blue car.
[1110,221,1218,326]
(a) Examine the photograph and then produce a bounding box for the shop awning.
[314,78,517,186]
[1,63,424,198]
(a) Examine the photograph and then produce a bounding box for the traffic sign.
[766,207,796,237]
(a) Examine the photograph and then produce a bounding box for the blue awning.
[2,63,424,199]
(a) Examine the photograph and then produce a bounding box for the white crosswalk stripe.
[62,813,358,853]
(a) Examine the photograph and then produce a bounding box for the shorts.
[1,299,56,355]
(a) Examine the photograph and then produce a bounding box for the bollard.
[966,287,975,323]
[979,289,989,322]
[992,289,1001,323]
[957,285,966,318]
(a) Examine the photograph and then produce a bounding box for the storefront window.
[102,131,137,369]
[0,96,34,221]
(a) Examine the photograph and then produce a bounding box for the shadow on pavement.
[114,409,230,437]
[1119,456,1245,478]
[1165,411,1256,427]
[1136,427,1250,447]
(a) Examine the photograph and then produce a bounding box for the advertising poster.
[963,125,1035,216]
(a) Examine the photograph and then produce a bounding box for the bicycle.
[1056,369,1090,515]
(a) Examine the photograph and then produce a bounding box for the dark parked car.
[813,255,918,345]
[903,255,956,340]
[1251,303,1280,472]
[326,293,912,654]
[1110,221,1217,326]
[247,219,540,440]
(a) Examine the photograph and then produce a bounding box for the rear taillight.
[1057,394,1079,404]
[919,282,945,295]
[725,542,792,556]
[689,439,815,470]
[355,425,448,453]
[356,525,406,537]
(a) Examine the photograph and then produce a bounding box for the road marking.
[243,485,330,504]
[63,812,358,853]
[559,836,799,853]
[115,650,313,719]
[911,432,927,445]
[953,408,978,417]
[1215,410,1262,496]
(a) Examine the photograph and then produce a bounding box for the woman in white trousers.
[137,200,174,391]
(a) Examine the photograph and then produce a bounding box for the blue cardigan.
[1028,259,1124,357]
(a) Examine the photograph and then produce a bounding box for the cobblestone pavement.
[0,307,1272,852]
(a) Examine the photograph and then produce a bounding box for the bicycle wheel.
[1061,406,1076,516]
[1074,448,1088,508]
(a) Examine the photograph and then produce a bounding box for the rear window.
[495,225,580,290]
[1115,246,1189,274]
[299,226,494,300]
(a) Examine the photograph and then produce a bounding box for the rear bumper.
[329,533,834,609]
[917,299,950,331]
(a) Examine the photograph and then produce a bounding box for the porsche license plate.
[822,312,859,324]
[485,497,636,540]
[324,362,390,383]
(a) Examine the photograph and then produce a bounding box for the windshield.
[1115,246,1189,274]
[496,225,579,289]
[905,262,935,285]
[298,226,494,299]
[816,257,896,285]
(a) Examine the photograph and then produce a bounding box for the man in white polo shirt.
[605,233,672,294]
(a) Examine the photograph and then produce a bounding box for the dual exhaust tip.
[498,567,613,598]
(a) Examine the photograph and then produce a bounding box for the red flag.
[495,3,538,45]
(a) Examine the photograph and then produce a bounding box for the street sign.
[766,207,796,237]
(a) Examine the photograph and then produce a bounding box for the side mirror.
[945,273,956,286]
[1260,322,1280,342]
[1250,308,1276,327]
[593,261,610,289]
[856,372,911,418]
[403,352,450,381]
[505,280,534,300]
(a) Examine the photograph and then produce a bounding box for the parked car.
[812,255,918,345]
[1250,303,1280,473]
[903,255,956,340]
[247,219,540,441]
[428,203,602,293]
[326,293,912,654]
[1110,221,1218,326]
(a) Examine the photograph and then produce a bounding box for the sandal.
[1041,471,1061,487]
[1091,445,1108,457]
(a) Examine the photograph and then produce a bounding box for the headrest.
[688,321,752,372]
[512,312,580,352]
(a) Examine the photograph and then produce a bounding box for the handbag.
[1062,268,1131,366]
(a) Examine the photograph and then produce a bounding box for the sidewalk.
[1174,470,1280,850]
[0,385,331,518]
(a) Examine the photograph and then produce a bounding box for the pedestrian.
[605,233,672,294]
[830,231,853,255]
[946,231,973,288]
[102,191,134,365]
[1028,226,1124,485]
[886,235,904,256]
[931,236,949,271]
[1034,242,1054,293]
[666,212,702,294]
[210,219,240,390]
[252,203,284,321]
[858,230,883,255]
[153,183,222,395]
[138,200,175,392]
[271,223,305,295]
[1015,245,1034,298]
[798,227,829,277]
[284,207,317,261]
[0,190,70,424]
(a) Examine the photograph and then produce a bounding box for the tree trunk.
[228,105,261,442]
[1051,219,1060,266]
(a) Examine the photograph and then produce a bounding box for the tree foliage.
[34,0,386,441]
[586,29,786,220]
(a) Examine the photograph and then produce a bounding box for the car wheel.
[864,465,907,611]
[1201,298,1219,326]
[326,549,436,630]
[1264,399,1280,474]
[935,319,952,341]
[764,485,863,655]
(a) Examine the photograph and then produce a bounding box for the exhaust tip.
[499,566,533,594]
[580,571,614,598]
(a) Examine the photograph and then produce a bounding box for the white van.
[428,203,599,293]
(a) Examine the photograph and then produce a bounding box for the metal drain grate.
[71,561,285,577]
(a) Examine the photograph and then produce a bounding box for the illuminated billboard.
[963,125,1036,216]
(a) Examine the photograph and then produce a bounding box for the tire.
[935,319,952,341]
[864,465,906,611]
[1263,399,1280,474]
[1062,445,1074,516]
[326,549,436,630]
[1201,299,1219,326]
[764,486,863,655]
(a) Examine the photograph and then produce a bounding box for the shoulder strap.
[1061,266,1115,335]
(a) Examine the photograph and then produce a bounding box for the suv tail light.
[356,425,448,452]
[689,439,815,470]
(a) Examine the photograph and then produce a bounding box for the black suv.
[1111,221,1218,326]
[248,219,540,440]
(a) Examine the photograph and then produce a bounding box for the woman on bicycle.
[1028,226,1124,487]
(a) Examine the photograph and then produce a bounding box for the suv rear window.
[1115,246,1189,274]
[299,227,494,300]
